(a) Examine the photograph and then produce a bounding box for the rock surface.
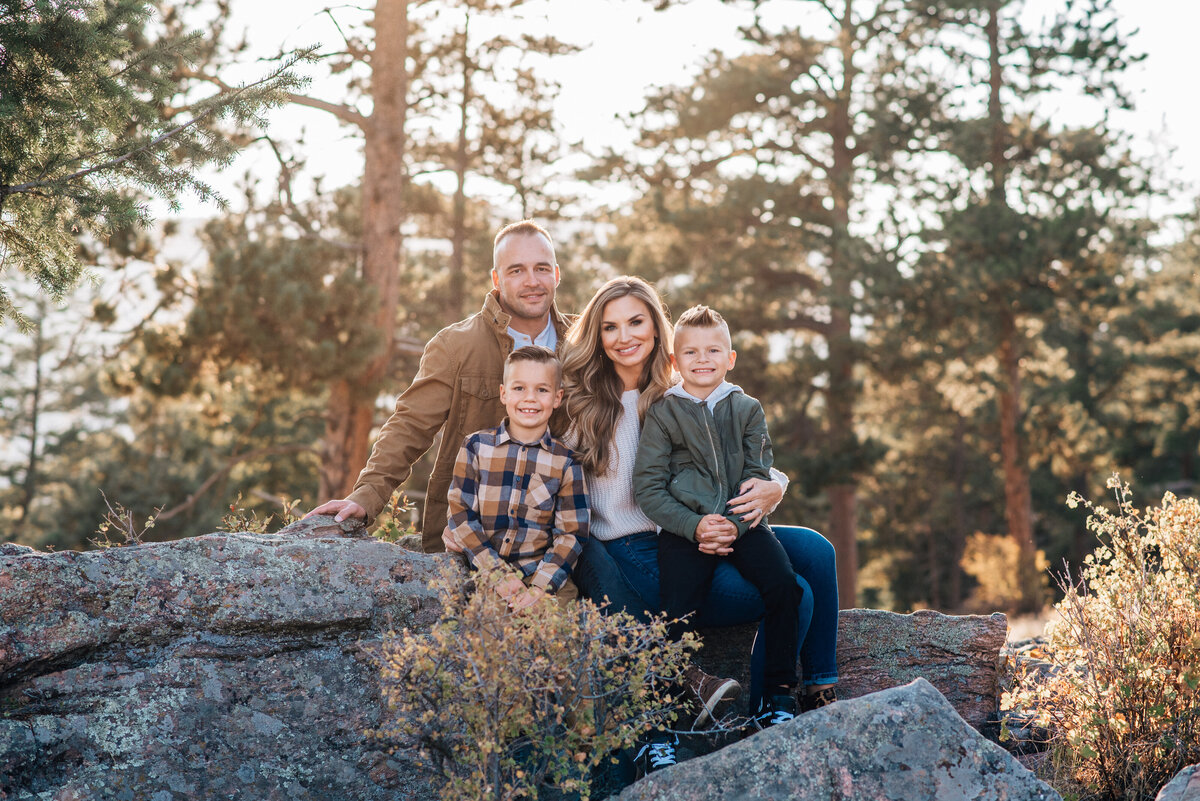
[1,519,1009,799]
[698,607,1007,730]
[0,517,441,801]
[1158,764,1200,801]
[616,678,1061,801]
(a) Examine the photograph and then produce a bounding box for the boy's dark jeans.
[658,524,801,691]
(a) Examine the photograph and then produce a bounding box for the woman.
[560,276,839,730]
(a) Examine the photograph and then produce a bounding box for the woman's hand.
[727,476,784,526]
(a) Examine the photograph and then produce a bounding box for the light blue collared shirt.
[508,319,557,351]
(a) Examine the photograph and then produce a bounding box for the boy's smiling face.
[672,324,736,400]
[500,360,563,440]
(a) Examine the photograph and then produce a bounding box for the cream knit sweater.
[577,390,658,541]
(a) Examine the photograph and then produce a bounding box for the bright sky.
[194,0,1200,223]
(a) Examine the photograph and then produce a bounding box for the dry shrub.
[960,531,1050,613]
[375,563,695,801]
[1005,476,1200,800]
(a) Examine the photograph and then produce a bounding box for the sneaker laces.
[760,706,796,727]
[638,740,677,769]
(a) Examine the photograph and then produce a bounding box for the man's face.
[492,232,560,323]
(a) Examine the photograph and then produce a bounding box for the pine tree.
[0,0,309,328]
[915,0,1147,610]
[604,0,948,606]
[195,0,579,501]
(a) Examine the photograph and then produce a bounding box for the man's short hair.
[673,304,731,347]
[504,344,562,387]
[494,219,554,258]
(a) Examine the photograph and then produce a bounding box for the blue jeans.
[573,525,839,706]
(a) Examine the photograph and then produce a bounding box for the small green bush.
[375,563,695,801]
[1005,476,1200,800]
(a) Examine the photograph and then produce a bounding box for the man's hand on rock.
[305,499,367,523]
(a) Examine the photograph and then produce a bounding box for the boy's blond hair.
[673,304,731,348]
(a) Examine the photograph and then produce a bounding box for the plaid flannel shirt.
[447,422,589,592]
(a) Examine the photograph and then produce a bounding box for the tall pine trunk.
[319,0,410,500]
[822,1,860,610]
[448,13,472,323]
[987,2,1038,609]
[18,316,43,522]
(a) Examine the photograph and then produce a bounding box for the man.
[308,220,573,553]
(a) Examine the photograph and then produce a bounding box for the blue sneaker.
[634,733,678,777]
[754,693,798,730]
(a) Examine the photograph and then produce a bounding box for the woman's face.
[599,294,657,385]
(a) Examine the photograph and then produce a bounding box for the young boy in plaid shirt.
[447,346,589,610]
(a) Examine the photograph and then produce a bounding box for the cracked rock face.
[1,516,1015,800]
[697,608,1008,731]
[616,678,1061,801]
[0,518,443,801]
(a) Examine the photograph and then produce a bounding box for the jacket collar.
[481,289,572,343]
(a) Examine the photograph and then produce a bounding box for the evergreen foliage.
[0,0,311,329]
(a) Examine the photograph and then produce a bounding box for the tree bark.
[822,0,860,610]
[986,2,1037,608]
[18,317,43,522]
[998,310,1036,560]
[449,14,472,322]
[319,0,410,500]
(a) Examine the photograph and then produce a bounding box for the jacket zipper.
[702,406,724,515]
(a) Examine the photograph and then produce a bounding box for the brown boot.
[681,663,741,728]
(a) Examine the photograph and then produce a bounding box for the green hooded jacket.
[633,385,773,541]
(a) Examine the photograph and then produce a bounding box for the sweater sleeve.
[632,407,704,541]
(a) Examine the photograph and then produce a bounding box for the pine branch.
[4,52,312,198]
[284,92,368,127]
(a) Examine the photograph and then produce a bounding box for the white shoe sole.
[693,678,741,727]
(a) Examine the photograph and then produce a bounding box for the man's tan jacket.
[345,290,574,552]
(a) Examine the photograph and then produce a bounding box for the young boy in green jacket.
[633,305,803,728]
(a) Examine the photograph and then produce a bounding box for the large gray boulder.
[698,608,1007,731]
[1158,764,1200,801]
[0,517,441,801]
[617,678,1060,801]
[0,520,1010,799]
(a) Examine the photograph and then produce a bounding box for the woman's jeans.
[573,525,839,708]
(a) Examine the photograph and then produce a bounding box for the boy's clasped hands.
[495,575,548,611]
[695,514,737,555]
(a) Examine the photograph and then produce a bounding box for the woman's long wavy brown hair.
[561,276,675,476]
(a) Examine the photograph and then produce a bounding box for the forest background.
[3,0,1199,615]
